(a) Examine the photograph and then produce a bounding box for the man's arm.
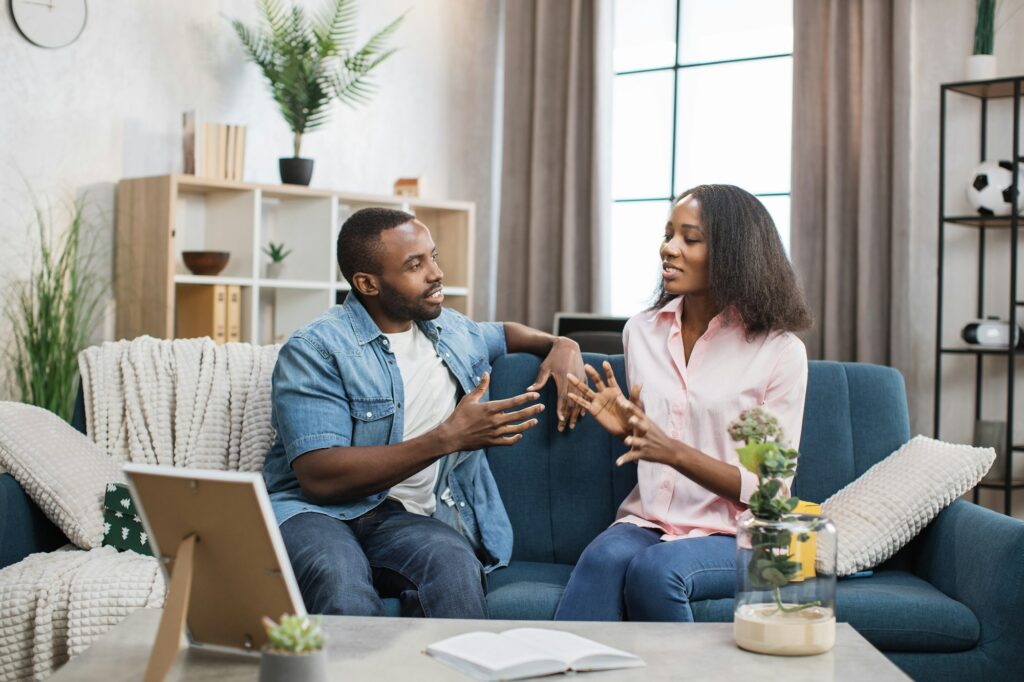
[293,374,544,505]
[503,322,586,431]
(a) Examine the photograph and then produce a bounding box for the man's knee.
[421,525,484,581]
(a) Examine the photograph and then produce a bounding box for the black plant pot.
[279,157,314,186]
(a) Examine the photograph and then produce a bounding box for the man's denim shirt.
[262,294,513,573]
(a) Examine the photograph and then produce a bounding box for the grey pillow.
[0,402,123,549]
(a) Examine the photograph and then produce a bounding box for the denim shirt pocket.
[469,357,491,394]
[350,397,397,445]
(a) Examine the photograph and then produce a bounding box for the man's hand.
[566,361,643,438]
[615,396,681,467]
[437,373,545,451]
[526,336,586,432]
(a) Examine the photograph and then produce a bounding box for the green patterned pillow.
[102,483,153,556]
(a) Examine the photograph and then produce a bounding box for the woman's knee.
[624,547,687,602]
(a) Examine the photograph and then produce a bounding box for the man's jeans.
[554,523,736,622]
[281,501,488,618]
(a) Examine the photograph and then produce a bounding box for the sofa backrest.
[486,354,911,565]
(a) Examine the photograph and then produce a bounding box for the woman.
[554,184,812,622]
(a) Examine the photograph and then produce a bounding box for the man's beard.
[377,280,442,322]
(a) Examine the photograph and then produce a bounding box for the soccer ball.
[967,159,1024,216]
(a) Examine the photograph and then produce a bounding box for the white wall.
[900,0,1024,516]
[0,0,501,392]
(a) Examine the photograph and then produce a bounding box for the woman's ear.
[352,272,379,297]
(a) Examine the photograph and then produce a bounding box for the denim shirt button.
[460,501,466,508]
[366,411,373,418]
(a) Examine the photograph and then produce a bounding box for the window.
[609,0,793,316]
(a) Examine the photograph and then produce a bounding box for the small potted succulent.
[259,614,328,682]
[731,407,837,656]
[262,241,291,279]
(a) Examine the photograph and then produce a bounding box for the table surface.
[52,609,910,681]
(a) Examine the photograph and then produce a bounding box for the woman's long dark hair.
[649,184,812,337]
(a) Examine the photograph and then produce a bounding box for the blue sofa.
[2,354,1022,681]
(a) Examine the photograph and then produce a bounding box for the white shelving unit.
[115,175,475,344]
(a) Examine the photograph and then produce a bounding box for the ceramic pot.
[279,157,314,186]
[258,648,327,682]
[966,54,997,81]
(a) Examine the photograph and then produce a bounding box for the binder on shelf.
[226,285,242,342]
[176,284,227,344]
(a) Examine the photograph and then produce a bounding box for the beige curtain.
[791,0,895,363]
[495,0,612,330]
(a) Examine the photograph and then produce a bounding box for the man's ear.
[352,273,379,297]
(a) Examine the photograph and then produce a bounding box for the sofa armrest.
[0,473,68,570]
[914,499,1024,665]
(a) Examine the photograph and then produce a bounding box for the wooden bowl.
[182,251,230,276]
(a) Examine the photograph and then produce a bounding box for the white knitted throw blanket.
[78,336,281,472]
[0,338,281,682]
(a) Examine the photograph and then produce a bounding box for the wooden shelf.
[945,77,1024,99]
[940,347,1024,356]
[976,480,1024,490]
[944,215,1022,228]
[117,175,476,344]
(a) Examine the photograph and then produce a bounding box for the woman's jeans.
[280,500,488,618]
[554,522,736,622]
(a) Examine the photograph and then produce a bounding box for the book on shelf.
[183,112,246,181]
[424,628,644,681]
[176,284,227,344]
[226,285,242,342]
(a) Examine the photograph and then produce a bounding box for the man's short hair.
[336,207,415,285]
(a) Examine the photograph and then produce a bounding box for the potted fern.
[232,0,405,185]
[259,614,328,682]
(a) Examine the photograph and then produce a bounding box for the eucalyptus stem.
[772,587,822,614]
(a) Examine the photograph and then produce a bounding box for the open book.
[424,628,645,681]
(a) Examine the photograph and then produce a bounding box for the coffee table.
[51,609,910,681]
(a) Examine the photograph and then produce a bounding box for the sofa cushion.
[822,436,994,575]
[794,362,912,503]
[0,402,123,549]
[691,570,979,653]
[486,353,633,565]
[377,562,576,619]
[486,561,575,620]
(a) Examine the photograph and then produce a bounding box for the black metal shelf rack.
[935,76,1024,514]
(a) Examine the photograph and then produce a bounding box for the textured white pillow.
[821,435,995,576]
[0,401,123,549]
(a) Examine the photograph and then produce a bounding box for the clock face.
[10,0,87,48]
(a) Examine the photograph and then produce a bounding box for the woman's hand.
[527,337,586,432]
[615,396,682,467]
[566,361,643,438]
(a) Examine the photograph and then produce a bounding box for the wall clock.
[10,0,87,48]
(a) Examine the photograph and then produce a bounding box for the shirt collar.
[342,293,444,346]
[651,295,739,338]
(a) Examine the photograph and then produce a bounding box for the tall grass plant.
[5,197,103,421]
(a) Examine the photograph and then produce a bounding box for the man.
[263,207,586,618]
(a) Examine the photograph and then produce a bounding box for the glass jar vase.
[734,509,837,656]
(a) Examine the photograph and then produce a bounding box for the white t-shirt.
[383,324,458,515]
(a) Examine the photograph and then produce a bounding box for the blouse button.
[366,412,373,418]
